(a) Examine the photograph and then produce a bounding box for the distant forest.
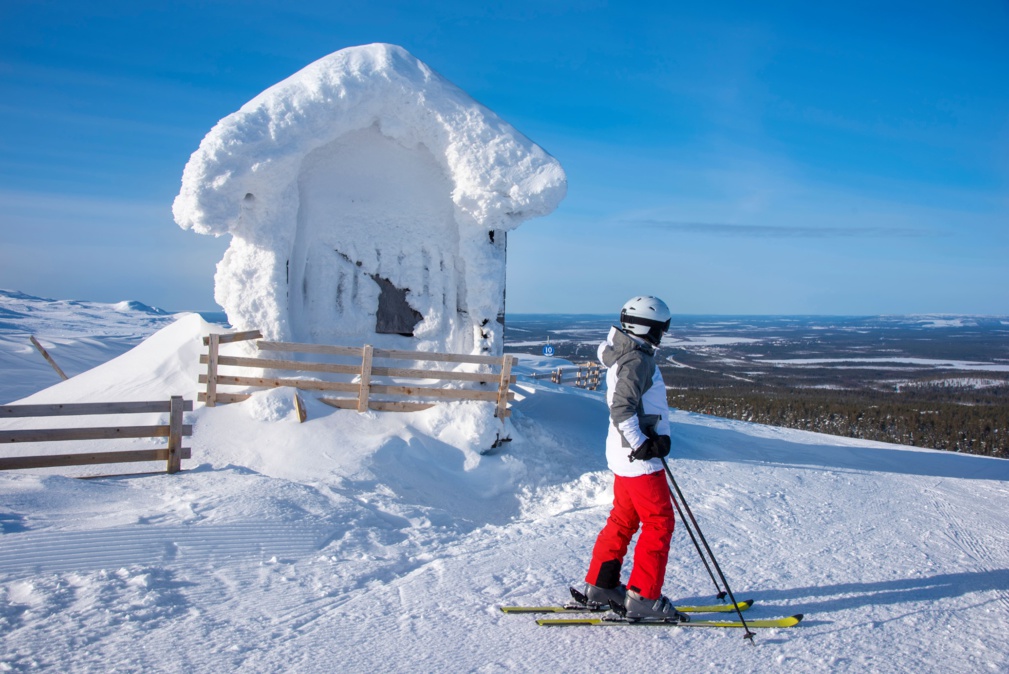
[668,384,1008,459]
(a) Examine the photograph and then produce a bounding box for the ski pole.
[666,480,725,600]
[660,458,756,643]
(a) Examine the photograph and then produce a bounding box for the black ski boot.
[624,590,690,622]
[571,583,627,610]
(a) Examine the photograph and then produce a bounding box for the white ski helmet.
[620,296,671,345]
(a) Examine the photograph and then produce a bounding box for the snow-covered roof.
[173,43,566,236]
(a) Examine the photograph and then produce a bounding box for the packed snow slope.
[2,311,1009,673]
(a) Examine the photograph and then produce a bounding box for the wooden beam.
[199,374,359,394]
[257,341,363,358]
[205,333,220,407]
[257,340,502,365]
[29,336,68,380]
[198,392,251,404]
[496,355,515,419]
[2,400,193,418]
[319,397,435,413]
[0,425,192,444]
[358,345,374,413]
[0,447,192,471]
[202,354,361,377]
[368,366,511,384]
[367,384,503,402]
[317,396,357,410]
[166,395,184,474]
[372,348,506,366]
[201,330,262,346]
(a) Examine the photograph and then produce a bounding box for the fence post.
[496,355,514,419]
[358,345,374,413]
[205,333,220,407]
[29,336,69,381]
[167,395,184,474]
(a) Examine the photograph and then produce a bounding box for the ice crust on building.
[173,43,566,356]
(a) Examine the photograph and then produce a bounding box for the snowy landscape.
[2,292,1009,672]
[2,34,1007,674]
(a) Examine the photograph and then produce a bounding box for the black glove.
[655,435,671,458]
[628,435,671,462]
[629,438,658,462]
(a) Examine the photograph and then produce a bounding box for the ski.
[500,599,753,615]
[536,614,803,629]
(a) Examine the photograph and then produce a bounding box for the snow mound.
[14,313,212,405]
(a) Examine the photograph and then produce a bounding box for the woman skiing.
[580,295,688,622]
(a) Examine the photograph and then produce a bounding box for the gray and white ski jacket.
[598,326,671,478]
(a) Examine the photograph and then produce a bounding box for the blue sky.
[1,1,1006,314]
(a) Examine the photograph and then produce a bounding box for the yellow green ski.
[536,614,803,628]
[500,599,753,615]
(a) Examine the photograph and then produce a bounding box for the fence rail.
[529,363,602,390]
[0,397,193,474]
[199,332,516,418]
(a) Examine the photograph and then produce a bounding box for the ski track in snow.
[4,438,1009,672]
[0,522,325,576]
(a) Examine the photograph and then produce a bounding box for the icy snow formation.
[173,43,566,355]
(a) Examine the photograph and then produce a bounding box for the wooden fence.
[0,397,193,474]
[199,331,516,419]
[529,363,602,390]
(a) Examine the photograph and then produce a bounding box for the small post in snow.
[29,336,68,381]
[496,355,514,419]
[357,345,374,413]
[167,395,184,474]
[204,333,221,407]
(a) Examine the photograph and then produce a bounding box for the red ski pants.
[585,471,675,600]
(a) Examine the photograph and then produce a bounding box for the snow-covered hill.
[2,304,1008,672]
[0,289,200,404]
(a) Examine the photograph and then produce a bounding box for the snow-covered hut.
[173,43,566,356]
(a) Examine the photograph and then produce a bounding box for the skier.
[581,295,688,622]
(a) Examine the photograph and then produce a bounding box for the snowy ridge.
[2,309,1009,671]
